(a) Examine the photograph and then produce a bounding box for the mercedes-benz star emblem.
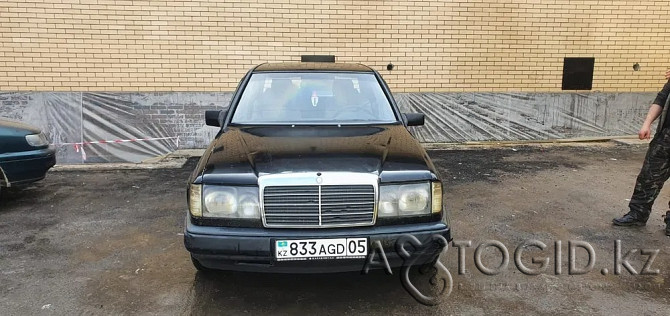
[311,91,319,107]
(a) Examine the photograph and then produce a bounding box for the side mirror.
[404,113,425,126]
[205,110,227,127]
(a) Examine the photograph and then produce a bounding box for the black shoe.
[664,211,670,236]
[613,213,647,226]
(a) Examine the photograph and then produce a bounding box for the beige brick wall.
[1,0,669,92]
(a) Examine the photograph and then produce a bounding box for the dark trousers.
[629,128,670,219]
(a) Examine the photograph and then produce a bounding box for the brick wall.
[1,0,669,93]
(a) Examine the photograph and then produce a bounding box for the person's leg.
[615,130,670,226]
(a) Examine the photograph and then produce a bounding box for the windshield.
[231,72,397,124]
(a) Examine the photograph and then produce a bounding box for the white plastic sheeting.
[0,92,230,163]
[395,92,653,143]
[0,91,654,163]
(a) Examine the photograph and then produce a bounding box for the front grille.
[263,185,375,227]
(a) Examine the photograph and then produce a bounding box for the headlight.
[25,132,49,147]
[378,182,432,217]
[201,185,259,219]
[205,189,237,215]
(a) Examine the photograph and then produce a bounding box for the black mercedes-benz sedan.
[0,119,56,195]
[184,62,451,273]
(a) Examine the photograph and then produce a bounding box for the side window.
[233,77,264,121]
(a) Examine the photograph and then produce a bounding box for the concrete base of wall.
[0,91,654,163]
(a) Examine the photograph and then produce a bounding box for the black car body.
[184,62,451,273]
[0,119,56,192]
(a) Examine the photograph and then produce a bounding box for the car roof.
[253,62,375,73]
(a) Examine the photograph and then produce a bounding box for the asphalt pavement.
[1,143,669,315]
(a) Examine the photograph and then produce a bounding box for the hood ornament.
[311,91,319,107]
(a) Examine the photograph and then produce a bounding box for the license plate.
[275,238,368,261]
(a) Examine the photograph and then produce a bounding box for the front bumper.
[184,215,451,273]
[0,146,56,186]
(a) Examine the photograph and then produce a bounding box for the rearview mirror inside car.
[404,113,425,126]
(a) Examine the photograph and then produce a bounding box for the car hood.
[0,119,44,154]
[196,124,438,185]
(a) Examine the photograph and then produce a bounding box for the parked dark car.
[0,119,56,194]
[184,62,451,273]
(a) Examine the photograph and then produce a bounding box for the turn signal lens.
[189,184,202,217]
[431,182,442,213]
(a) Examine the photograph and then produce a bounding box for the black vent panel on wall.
[562,57,595,90]
[301,55,336,63]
